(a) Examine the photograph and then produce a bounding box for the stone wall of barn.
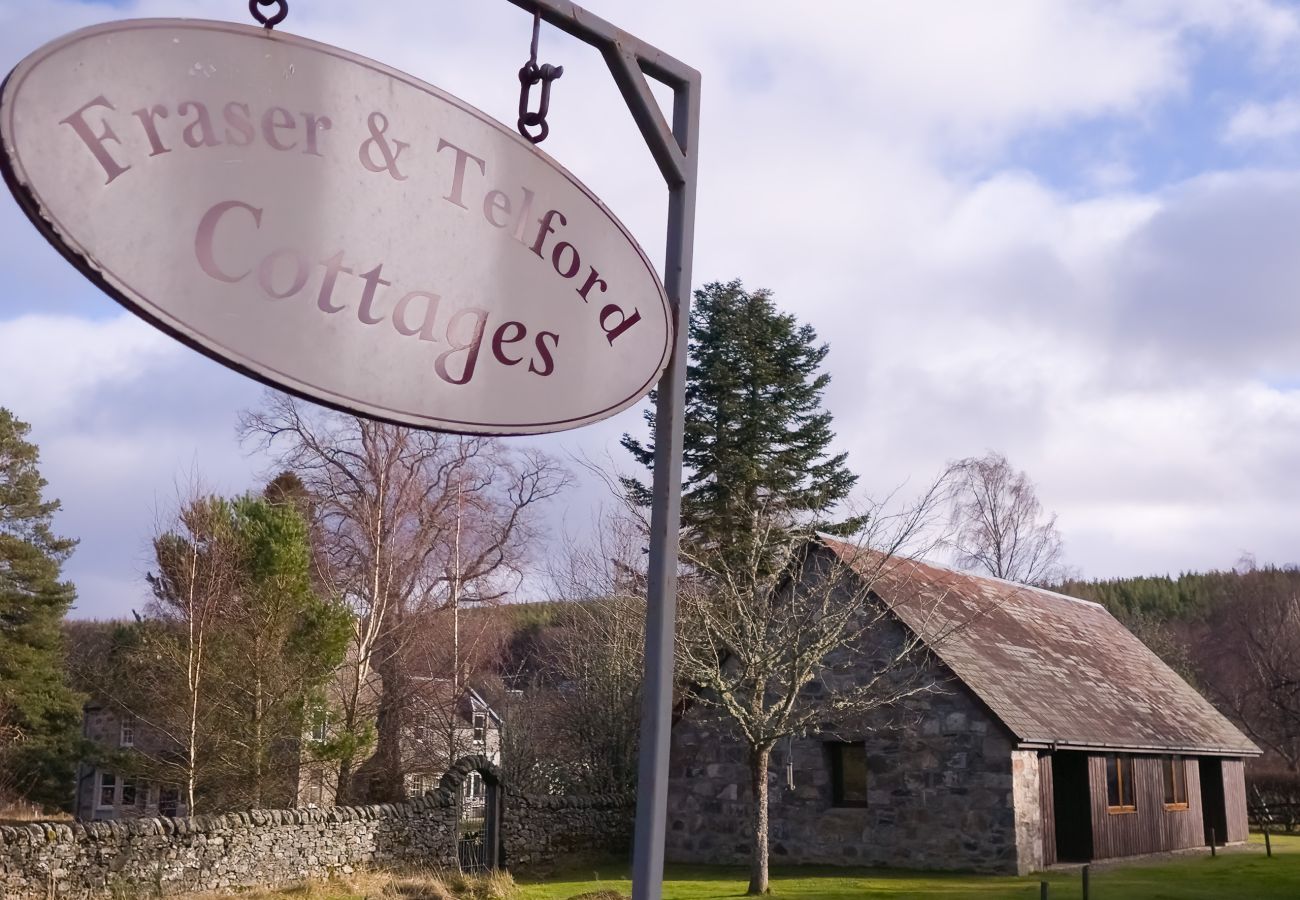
[666,596,1030,875]
[0,786,632,898]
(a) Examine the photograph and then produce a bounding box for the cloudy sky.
[5,0,1300,618]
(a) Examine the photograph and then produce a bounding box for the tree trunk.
[336,754,355,804]
[747,743,772,895]
[252,673,264,808]
[371,628,407,802]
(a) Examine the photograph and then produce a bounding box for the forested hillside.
[1058,569,1258,623]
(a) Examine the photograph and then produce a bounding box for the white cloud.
[0,314,181,423]
[7,0,1300,617]
[1224,96,1300,144]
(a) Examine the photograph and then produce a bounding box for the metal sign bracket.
[501,3,699,898]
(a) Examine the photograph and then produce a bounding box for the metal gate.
[457,770,499,873]
[457,827,487,873]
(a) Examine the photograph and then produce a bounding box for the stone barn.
[666,537,1258,874]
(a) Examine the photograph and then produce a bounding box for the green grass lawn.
[514,833,1300,900]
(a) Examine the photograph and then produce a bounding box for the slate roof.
[820,537,1259,757]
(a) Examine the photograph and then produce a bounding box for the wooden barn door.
[1200,758,1227,847]
[1052,752,1093,862]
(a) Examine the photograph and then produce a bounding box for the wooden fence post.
[1265,828,1272,858]
[1039,880,1049,899]
[1210,828,1216,857]
[1081,864,1090,900]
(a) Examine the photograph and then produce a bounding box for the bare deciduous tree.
[0,697,32,818]
[541,510,648,795]
[493,675,555,795]
[1201,567,1300,772]
[947,451,1068,586]
[401,603,510,790]
[675,478,960,895]
[239,393,568,801]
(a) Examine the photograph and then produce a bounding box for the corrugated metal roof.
[820,537,1259,757]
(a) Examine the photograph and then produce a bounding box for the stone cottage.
[74,704,187,821]
[666,536,1258,874]
[300,679,503,810]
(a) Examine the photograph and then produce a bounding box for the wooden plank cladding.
[1086,754,1204,860]
[1039,753,1056,867]
[1222,759,1248,843]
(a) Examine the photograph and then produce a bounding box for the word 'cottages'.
[59,94,643,388]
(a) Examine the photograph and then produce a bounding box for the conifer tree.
[128,489,353,812]
[622,279,860,556]
[0,408,82,809]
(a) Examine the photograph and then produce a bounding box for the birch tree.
[142,494,241,813]
[947,451,1068,586]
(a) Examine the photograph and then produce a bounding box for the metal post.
[1081,864,1090,900]
[1210,828,1217,856]
[1265,828,1272,858]
[501,5,700,899]
[1039,880,1049,900]
[629,69,699,900]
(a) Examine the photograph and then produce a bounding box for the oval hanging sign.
[0,19,672,435]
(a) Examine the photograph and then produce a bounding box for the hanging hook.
[517,6,563,144]
[249,0,288,30]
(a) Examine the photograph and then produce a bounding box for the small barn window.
[828,742,869,807]
[1105,754,1136,813]
[473,713,487,744]
[1163,755,1188,809]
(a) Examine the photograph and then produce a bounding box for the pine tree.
[622,279,860,555]
[211,494,352,809]
[0,408,82,809]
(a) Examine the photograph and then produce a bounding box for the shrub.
[1248,772,1300,832]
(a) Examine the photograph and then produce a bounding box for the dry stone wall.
[0,799,458,899]
[0,783,632,898]
[502,793,633,869]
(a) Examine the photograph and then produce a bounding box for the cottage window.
[307,768,325,807]
[413,713,435,744]
[1163,755,1188,809]
[119,715,135,748]
[310,709,328,744]
[473,713,487,744]
[121,779,137,807]
[409,774,430,798]
[828,742,869,807]
[465,771,484,799]
[158,786,179,817]
[1105,754,1137,813]
[97,772,117,808]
